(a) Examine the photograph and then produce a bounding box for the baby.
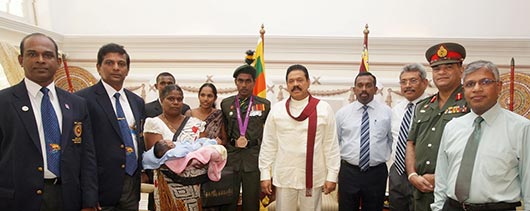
[153,140,175,159]
[143,138,228,181]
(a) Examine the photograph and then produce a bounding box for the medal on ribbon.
[235,96,253,148]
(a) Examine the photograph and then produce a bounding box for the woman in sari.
[143,84,207,211]
[185,83,227,145]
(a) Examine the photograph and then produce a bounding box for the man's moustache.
[291,87,302,92]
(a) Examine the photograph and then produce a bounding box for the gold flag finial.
[260,24,265,36]
[363,24,369,35]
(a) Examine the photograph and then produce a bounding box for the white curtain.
[0,41,24,89]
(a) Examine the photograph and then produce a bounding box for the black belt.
[447,198,520,211]
[44,177,61,185]
[341,160,385,170]
[159,169,208,186]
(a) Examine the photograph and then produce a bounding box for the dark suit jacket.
[0,80,98,211]
[145,99,190,117]
[75,81,145,206]
[220,95,270,172]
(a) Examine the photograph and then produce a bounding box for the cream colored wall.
[2,17,530,112]
[45,0,530,38]
[59,35,530,111]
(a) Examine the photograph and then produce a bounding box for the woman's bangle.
[408,172,418,180]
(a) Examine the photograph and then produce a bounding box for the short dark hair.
[156,72,175,83]
[20,33,59,58]
[198,83,218,108]
[354,71,377,86]
[153,141,170,159]
[97,43,130,68]
[285,64,309,81]
[160,84,184,100]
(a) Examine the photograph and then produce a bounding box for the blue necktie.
[41,87,61,176]
[395,102,414,175]
[114,93,138,176]
[359,105,370,171]
[455,116,484,202]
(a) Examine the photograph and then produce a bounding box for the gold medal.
[236,136,248,148]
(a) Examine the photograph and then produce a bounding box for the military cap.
[425,42,466,67]
[233,64,257,79]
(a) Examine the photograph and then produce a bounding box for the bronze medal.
[236,136,248,148]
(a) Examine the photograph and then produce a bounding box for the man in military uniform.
[405,43,469,211]
[220,64,271,211]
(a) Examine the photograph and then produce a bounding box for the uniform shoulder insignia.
[456,92,463,101]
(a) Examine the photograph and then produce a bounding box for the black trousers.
[218,169,261,211]
[388,164,413,211]
[338,161,388,211]
[100,174,140,211]
[41,179,63,211]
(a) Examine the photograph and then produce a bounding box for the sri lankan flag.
[252,38,266,98]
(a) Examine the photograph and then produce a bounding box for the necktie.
[455,116,484,202]
[239,97,248,111]
[41,87,61,176]
[114,93,138,176]
[395,103,414,175]
[359,105,370,171]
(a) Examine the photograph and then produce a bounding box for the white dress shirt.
[432,103,530,210]
[259,96,341,189]
[101,81,139,158]
[336,100,393,166]
[25,79,63,179]
[389,94,428,166]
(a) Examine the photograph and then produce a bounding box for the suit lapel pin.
[22,106,29,112]
[65,104,70,110]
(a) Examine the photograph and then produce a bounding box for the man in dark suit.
[0,33,98,211]
[145,72,190,117]
[76,43,145,211]
[220,64,271,211]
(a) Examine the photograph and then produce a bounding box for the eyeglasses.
[463,78,498,89]
[399,78,420,85]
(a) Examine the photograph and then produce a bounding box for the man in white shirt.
[336,71,393,211]
[389,63,429,211]
[432,60,530,211]
[259,64,340,211]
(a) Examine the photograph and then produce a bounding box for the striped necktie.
[114,93,138,176]
[395,102,414,175]
[41,87,61,176]
[455,116,484,202]
[359,105,370,171]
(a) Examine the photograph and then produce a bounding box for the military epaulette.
[429,95,437,103]
[418,94,435,109]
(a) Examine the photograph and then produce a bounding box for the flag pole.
[359,24,370,72]
[260,24,265,58]
[510,57,515,111]
[363,24,369,50]
[61,53,74,93]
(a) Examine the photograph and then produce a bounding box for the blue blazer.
[76,81,145,206]
[0,80,98,211]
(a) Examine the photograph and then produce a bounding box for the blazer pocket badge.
[72,122,82,144]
